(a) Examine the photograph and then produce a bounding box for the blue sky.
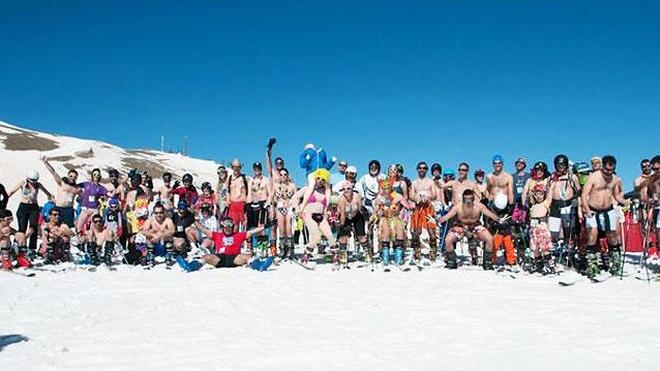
[1,1,658,187]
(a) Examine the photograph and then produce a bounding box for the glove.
[267,138,276,151]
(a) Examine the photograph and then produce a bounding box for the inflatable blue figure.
[299,143,337,179]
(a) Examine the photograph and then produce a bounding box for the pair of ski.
[557,271,615,286]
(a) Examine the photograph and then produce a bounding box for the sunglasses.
[653,166,660,171]
[463,197,475,202]
[153,211,164,215]
[493,161,503,165]
[93,219,103,224]
[458,168,468,172]
[280,172,288,177]
[51,213,60,217]
[418,167,428,170]
[339,163,347,167]
[603,167,615,174]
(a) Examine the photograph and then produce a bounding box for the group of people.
[0,139,658,279]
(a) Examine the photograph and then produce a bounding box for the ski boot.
[1,248,12,270]
[16,246,31,268]
[586,253,601,279]
[27,247,37,261]
[381,242,390,271]
[87,242,100,266]
[103,242,114,266]
[482,251,494,270]
[468,240,479,265]
[445,251,458,269]
[301,246,314,265]
[146,244,155,267]
[533,256,544,274]
[330,245,340,270]
[45,244,57,264]
[339,243,349,268]
[608,246,622,275]
[429,238,438,263]
[250,256,274,271]
[394,246,404,267]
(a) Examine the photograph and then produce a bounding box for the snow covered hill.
[0,120,220,212]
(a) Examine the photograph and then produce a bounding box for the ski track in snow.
[1,265,659,371]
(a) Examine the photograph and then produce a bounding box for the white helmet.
[27,170,39,181]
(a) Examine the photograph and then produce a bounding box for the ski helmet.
[201,181,212,191]
[368,160,381,173]
[108,169,119,177]
[431,163,442,175]
[182,173,193,183]
[553,154,569,169]
[27,170,39,181]
[532,161,549,179]
[395,163,404,175]
[253,161,262,170]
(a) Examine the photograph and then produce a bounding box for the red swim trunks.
[228,201,245,227]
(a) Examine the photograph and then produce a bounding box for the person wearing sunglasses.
[337,181,370,266]
[106,168,127,207]
[581,155,630,278]
[473,169,489,206]
[246,162,271,254]
[85,213,117,266]
[410,161,440,265]
[0,209,18,270]
[227,158,248,232]
[527,183,555,274]
[171,200,197,265]
[76,168,110,238]
[271,168,297,260]
[513,157,530,206]
[634,159,653,204]
[547,154,581,253]
[372,179,408,270]
[436,189,507,270]
[215,165,229,218]
[332,166,358,194]
[357,160,385,216]
[8,170,53,260]
[156,172,175,211]
[41,156,81,228]
[178,217,272,272]
[40,208,74,264]
[140,203,176,267]
[441,162,482,206]
[486,155,514,213]
[331,160,349,189]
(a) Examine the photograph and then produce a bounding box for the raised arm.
[39,183,54,201]
[7,180,25,198]
[41,157,63,186]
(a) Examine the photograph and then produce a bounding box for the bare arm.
[7,180,25,198]
[521,179,531,206]
[581,176,595,214]
[507,174,515,205]
[479,203,500,222]
[246,225,266,239]
[39,183,53,201]
[613,178,629,205]
[437,206,459,224]
[41,157,63,186]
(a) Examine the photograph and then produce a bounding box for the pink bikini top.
[308,191,328,207]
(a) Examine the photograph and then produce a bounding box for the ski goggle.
[221,220,234,228]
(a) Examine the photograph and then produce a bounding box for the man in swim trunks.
[41,156,81,228]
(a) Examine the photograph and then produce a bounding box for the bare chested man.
[40,208,74,264]
[157,172,175,210]
[410,162,439,263]
[41,156,81,228]
[106,169,127,208]
[227,159,248,232]
[85,213,117,266]
[443,162,482,205]
[581,155,630,277]
[474,169,489,206]
[648,156,660,249]
[547,154,581,249]
[486,155,515,212]
[265,138,285,183]
[437,189,504,270]
[246,162,271,252]
[139,203,175,267]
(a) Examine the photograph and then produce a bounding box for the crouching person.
[176,218,272,272]
[85,214,117,266]
[41,208,74,264]
[140,203,175,267]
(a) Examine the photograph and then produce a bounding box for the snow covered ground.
[1,263,659,371]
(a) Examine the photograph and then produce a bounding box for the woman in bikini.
[300,169,336,263]
[271,168,297,259]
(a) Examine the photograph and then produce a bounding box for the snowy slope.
[0,120,220,213]
[0,264,659,370]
